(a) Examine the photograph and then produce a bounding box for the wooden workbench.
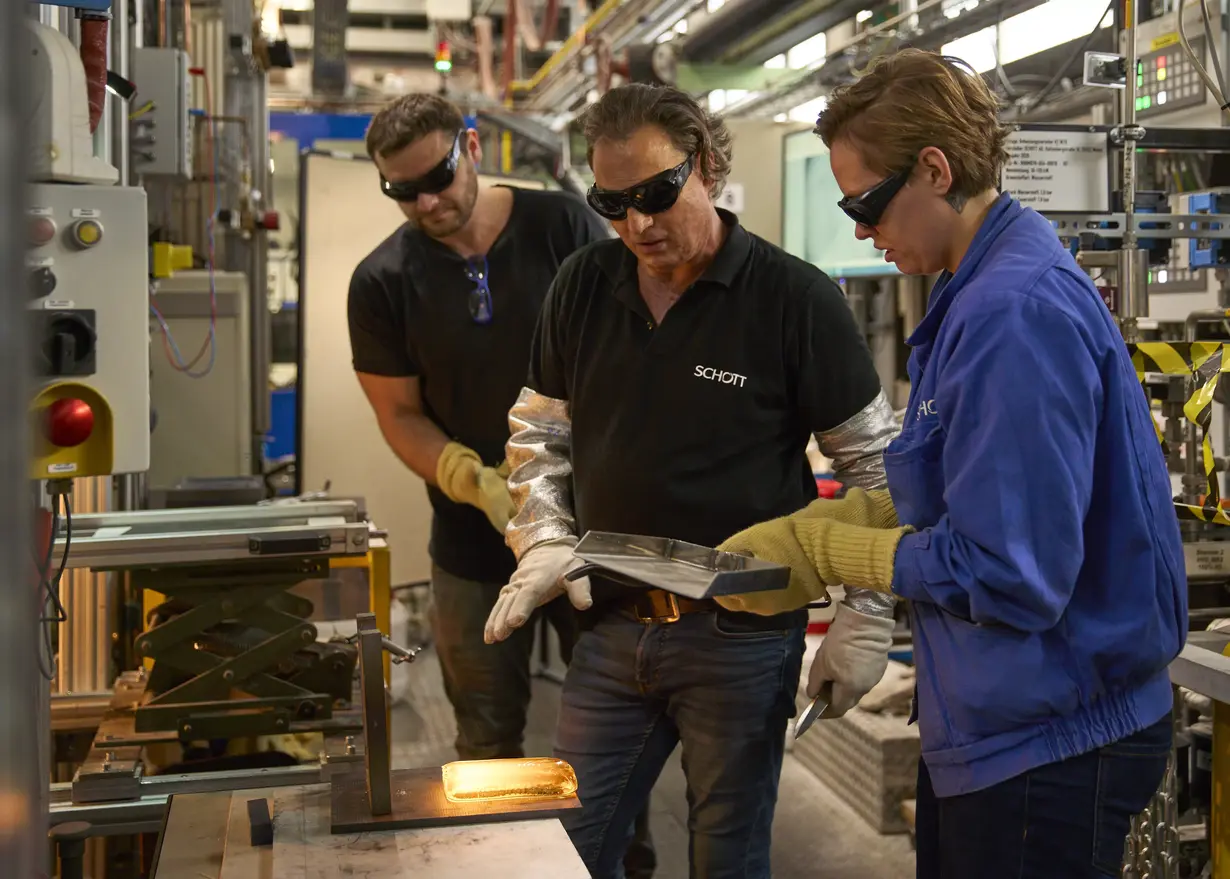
[151,783,590,878]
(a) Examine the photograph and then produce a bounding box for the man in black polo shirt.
[484,85,900,878]
[346,94,610,764]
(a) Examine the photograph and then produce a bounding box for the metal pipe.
[1185,308,1230,342]
[1117,0,1147,341]
[110,0,131,186]
[250,69,272,466]
[0,4,44,876]
[509,0,624,96]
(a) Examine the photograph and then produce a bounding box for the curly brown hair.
[580,84,734,198]
[815,49,1009,208]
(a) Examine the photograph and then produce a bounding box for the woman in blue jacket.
[720,49,1187,878]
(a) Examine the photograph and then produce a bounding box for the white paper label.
[1002,130,1110,213]
[29,207,52,217]
[48,462,78,474]
[44,299,74,309]
[716,182,746,214]
[26,256,53,268]
[71,208,102,219]
[1185,542,1230,577]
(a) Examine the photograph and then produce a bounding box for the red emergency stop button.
[29,217,57,247]
[46,398,94,447]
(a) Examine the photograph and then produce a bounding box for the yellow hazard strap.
[1129,341,1230,524]
[1176,502,1230,527]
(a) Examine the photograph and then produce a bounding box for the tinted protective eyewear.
[380,130,465,202]
[464,256,493,325]
[837,166,913,227]
[586,156,694,221]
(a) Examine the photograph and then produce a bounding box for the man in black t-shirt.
[484,85,900,879]
[346,95,610,765]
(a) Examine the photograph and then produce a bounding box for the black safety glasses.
[586,156,694,221]
[464,256,493,325]
[380,130,465,203]
[837,166,913,228]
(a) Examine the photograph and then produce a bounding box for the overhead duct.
[684,0,868,65]
[724,0,1050,119]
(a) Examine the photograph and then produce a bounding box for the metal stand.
[134,558,339,737]
[49,821,91,879]
[330,614,580,834]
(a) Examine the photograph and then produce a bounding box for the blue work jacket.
[889,193,1187,797]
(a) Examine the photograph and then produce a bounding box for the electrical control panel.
[27,183,151,477]
[1133,36,1207,119]
[131,47,193,179]
[1126,3,1223,121]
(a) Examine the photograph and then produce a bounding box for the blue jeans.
[554,608,806,879]
[916,715,1172,879]
[431,564,579,759]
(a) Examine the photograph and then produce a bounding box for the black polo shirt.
[348,187,609,583]
[528,210,882,602]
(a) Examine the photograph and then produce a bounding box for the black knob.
[41,313,96,377]
[29,267,57,298]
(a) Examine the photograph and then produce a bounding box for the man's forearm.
[374,409,451,485]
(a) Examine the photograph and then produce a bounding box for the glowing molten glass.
[441,757,579,804]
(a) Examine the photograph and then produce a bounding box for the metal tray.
[571,531,790,600]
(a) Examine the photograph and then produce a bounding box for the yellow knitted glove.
[715,488,900,615]
[436,442,517,534]
[793,519,911,594]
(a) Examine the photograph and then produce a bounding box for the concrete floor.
[390,647,916,879]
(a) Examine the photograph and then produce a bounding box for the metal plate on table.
[329,766,582,833]
[572,531,790,600]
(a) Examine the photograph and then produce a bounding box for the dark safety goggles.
[837,165,913,227]
[380,130,465,202]
[586,156,694,221]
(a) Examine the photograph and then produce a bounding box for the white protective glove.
[807,603,896,718]
[484,537,593,644]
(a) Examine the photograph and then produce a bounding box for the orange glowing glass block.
[440,757,579,803]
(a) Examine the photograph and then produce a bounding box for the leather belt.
[617,589,715,624]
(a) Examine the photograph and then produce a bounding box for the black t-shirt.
[348,186,609,583]
[528,210,882,603]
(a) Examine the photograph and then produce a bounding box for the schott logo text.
[694,365,748,388]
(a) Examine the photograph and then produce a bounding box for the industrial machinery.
[1017,3,1230,876]
[27,15,150,482]
[63,501,371,807]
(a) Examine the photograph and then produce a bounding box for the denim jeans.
[432,566,657,878]
[915,715,1172,879]
[553,607,806,879]
[431,564,579,759]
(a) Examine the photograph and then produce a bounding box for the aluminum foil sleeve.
[815,388,901,620]
[505,386,577,561]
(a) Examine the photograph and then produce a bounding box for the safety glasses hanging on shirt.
[380,130,465,203]
[836,166,913,228]
[586,155,695,221]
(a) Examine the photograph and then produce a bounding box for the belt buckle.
[636,591,681,624]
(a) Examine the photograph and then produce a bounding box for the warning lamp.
[435,40,452,74]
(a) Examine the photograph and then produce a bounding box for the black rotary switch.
[29,267,57,299]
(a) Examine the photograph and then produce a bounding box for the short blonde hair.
[815,49,1009,204]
